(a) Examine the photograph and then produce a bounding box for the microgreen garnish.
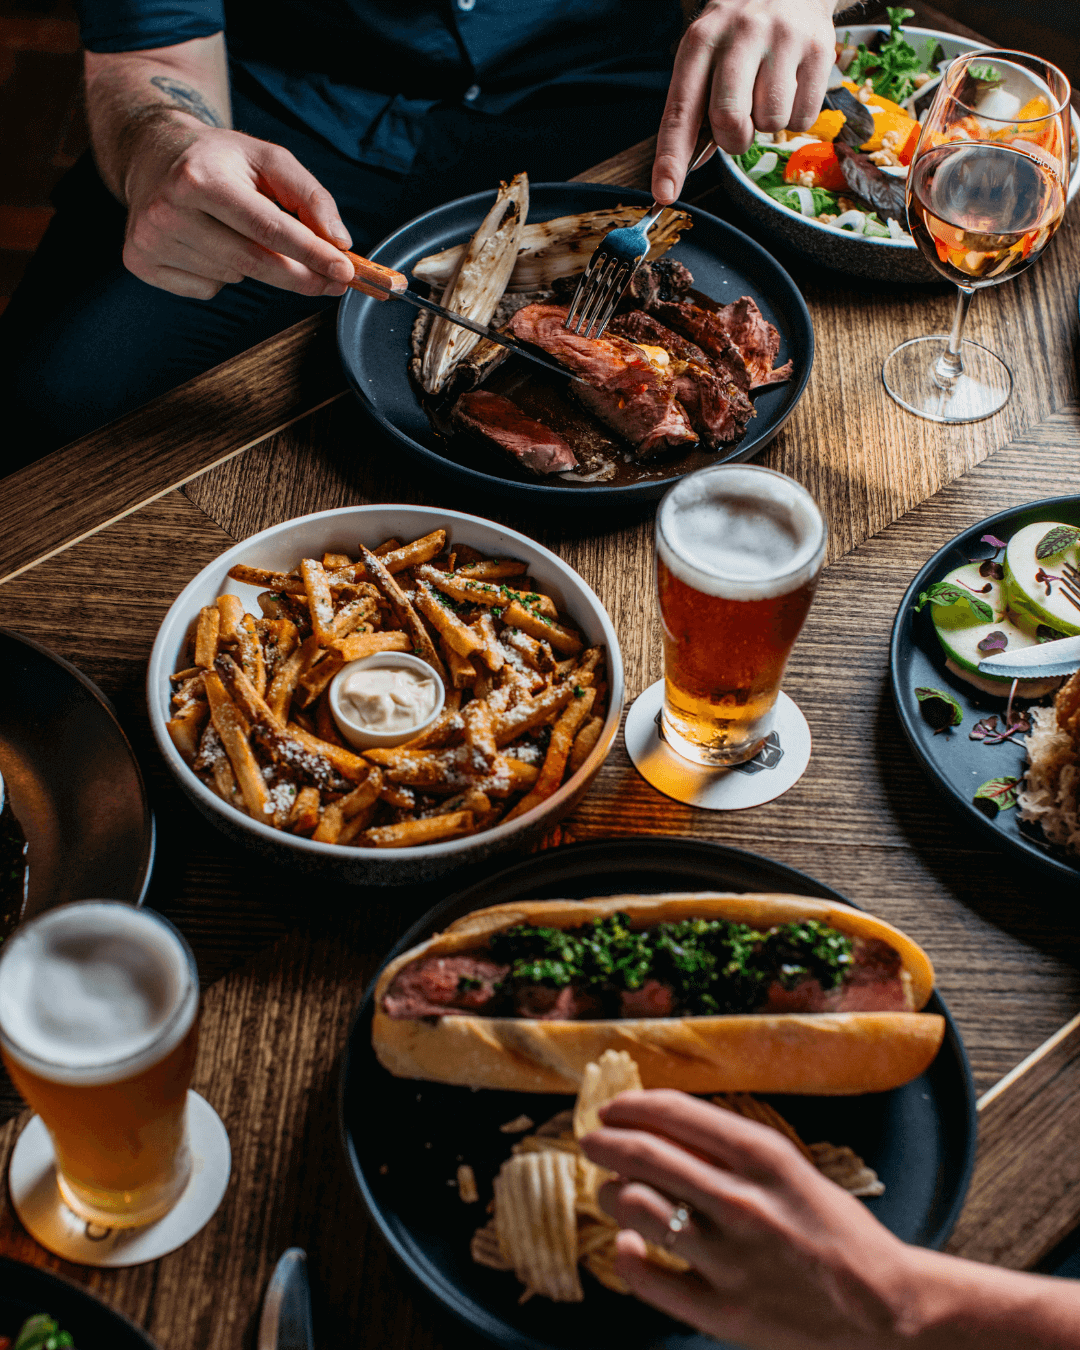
[969,63,1004,88]
[973,775,1020,815]
[1034,568,1062,597]
[1037,624,1067,643]
[978,560,1005,580]
[914,686,963,733]
[976,630,1008,654]
[970,711,1031,745]
[914,580,994,621]
[1035,525,1080,560]
[981,534,1008,550]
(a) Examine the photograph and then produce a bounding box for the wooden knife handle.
[342,251,408,300]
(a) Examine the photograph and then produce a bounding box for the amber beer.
[656,464,826,766]
[0,902,199,1228]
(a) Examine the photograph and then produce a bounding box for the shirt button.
[458,0,475,10]
[464,83,481,101]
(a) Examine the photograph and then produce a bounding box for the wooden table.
[1,3,1080,1342]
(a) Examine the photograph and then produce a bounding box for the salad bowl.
[715,23,1080,283]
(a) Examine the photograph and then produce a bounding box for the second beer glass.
[656,464,826,766]
[0,902,200,1228]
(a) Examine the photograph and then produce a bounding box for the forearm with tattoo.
[147,74,225,127]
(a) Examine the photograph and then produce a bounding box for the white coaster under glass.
[624,679,812,810]
[8,1090,230,1266]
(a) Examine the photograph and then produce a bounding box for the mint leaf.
[914,580,994,621]
[973,775,1020,815]
[1035,525,1080,560]
[914,686,963,733]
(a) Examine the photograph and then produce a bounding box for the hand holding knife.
[340,251,585,383]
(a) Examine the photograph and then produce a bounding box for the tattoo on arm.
[148,75,224,128]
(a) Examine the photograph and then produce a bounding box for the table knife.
[258,1247,314,1350]
[342,251,585,383]
[977,634,1080,679]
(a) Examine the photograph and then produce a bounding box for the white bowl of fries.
[147,505,623,885]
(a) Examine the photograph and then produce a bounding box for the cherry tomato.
[783,143,847,191]
[898,121,921,166]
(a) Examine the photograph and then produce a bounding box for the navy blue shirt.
[76,1,682,174]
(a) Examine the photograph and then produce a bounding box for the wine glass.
[883,50,1071,423]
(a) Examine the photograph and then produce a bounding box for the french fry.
[166,701,208,762]
[462,698,497,772]
[373,537,401,556]
[214,653,282,729]
[315,690,345,746]
[455,559,528,581]
[505,688,594,821]
[171,665,201,682]
[267,635,320,723]
[211,754,239,806]
[378,529,447,574]
[332,630,411,662]
[338,800,380,843]
[414,581,485,659]
[216,593,245,642]
[289,785,321,833]
[502,602,583,656]
[227,564,307,594]
[445,645,479,689]
[359,547,447,681]
[501,627,553,674]
[203,672,270,820]
[170,672,205,710]
[481,757,539,797]
[328,596,376,642]
[296,649,345,707]
[471,610,505,672]
[236,612,267,697]
[194,605,221,669]
[300,558,336,645]
[494,684,574,746]
[397,689,462,749]
[257,617,299,681]
[568,715,603,775]
[359,811,475,848]
[322,552,353,570]
[416,566,558,619]
[340,766,383,818]
[379,783,417,811]
[312,801,344,843]
[284,723,371,782]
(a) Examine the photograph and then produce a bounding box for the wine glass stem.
[933,286,975,390]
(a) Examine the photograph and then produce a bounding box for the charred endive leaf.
[914,686,963,733]
[413,207,692,293]
[420,173,529,395]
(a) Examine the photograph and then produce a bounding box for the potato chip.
[498,1115,535,1134]
[457,1163,479,1203]
[581,1240,628,1294]
[712,1092,816,1162]
[808,1142,885,1197]
[573,1050,643,1140]
[493,1151,583,1302]
[471,1220,512,1271]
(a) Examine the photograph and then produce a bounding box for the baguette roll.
[372,893,945,1096]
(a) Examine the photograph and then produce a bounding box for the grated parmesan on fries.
[166,529,609,849]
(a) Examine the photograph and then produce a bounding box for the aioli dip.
[337,664,439,734]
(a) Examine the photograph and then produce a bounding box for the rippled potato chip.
[573,1050,643,1141]
[493,1151,583,1303]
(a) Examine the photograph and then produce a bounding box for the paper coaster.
[624,680,812,810]
[9,1091,230,1266]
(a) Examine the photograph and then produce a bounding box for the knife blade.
[258,1247,314,1350]
[341,251,585,384]
[977,634,1080,679]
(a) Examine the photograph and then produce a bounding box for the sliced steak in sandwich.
[610,311,755,448]
[452,390,578,475]
[508,303,697,457]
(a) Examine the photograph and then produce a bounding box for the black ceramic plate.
[890,497,1080,881]
[0,1255,157,1348]
[340,838,975,1350]
[336,183,814,509]
[0,628,154,922]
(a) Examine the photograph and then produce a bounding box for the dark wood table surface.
[1,4,1080,1344]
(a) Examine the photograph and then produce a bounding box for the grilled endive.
[413,207,692,293]
[419,172,529,395]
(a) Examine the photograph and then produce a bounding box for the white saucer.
[624,680,812,809]
[8,1090,230,1266]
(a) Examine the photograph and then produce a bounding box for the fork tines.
[564,253,633,340]
[1061,561,1080,613]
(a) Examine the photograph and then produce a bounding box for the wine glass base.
[8,1091,231,1266]
[882,336,1012,423]
[624,680,811,810]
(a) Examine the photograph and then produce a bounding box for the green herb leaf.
[973,775,1020,815]
[914,686,963,733]
[1035,525,1080,560]
[969,63,1003,88]
[914,580,994,621]
[1037,624,1068,643]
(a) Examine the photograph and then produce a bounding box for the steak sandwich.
[372,893,945,1095]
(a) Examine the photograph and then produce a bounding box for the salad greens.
[13,1315,74,1350]
[847,7,937,104]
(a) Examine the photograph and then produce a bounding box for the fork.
[563,140,718,340]
[1062,562,1080,613]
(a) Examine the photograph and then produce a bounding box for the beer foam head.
[657,465,826,601]
[0,902,197,1085]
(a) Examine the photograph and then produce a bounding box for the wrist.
[117,108,208,209]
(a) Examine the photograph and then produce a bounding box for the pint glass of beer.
[0,902,200,1228]
[656,464,826,766]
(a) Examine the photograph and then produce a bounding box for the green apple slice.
[1004,521,1080,636]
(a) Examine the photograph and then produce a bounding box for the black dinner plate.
[336,183,814,511]
[340,838,975,1350]
[0,628,155,923]
[890,496,1080,881]
[0,1255,158,1348]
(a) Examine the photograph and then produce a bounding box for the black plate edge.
[338,837,976,1347]
[335,183,815,504]
[0,1254,161,1349]
[0,626,156,905]
[887,496,1080,881]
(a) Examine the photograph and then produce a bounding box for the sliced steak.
[452,390,578,475]
[514,983,604,1020]
[508,303,697,456]
[620,257,696,310]
[708,296,794,388]
[619,979,675,1018]
[383,955,509,1018]
[760,938,910,1015]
